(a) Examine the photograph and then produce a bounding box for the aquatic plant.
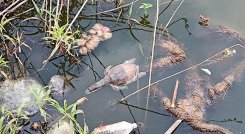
[0,54,8,67]
[0,105,30,134]
[45,98,88,133]
[139,3,153,15]
[43,23,79,54]
[30,85,89,133]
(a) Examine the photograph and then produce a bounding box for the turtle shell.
[106,63,139,85]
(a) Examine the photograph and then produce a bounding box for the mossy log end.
[208,73,235,99]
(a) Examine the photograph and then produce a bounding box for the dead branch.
[208,57,245,99]
[208,73,235,99]
[162,71,232,134]
[171,79,179,108]
[163,97,232,134]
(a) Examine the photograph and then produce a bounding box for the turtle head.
[85,79,108,94]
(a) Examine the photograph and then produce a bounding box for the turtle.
[85,58,146,94]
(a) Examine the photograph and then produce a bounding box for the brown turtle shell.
[106,63,139,86]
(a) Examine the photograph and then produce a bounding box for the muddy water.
[22,0,245,133]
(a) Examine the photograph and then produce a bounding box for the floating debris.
[85,58,145,94]
[77,23,112,55]
[199,15,209,27]
[208,57,245,99]
[211,25,241,39]
[202,48,237,66]
[30,121,47,132]
[196,24,245,43]
[149,40,186,71]
[201,68,212,75]
[150,56,186,70]
[162,71,232,134]
[208,73,235,99]
[159,40,185,56]
[93,121,137,134]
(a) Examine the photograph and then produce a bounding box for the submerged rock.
[0,75,65,115]
[48,75,65,95]
[47,120,74,134]
[0,77,45,115]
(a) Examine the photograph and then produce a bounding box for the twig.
[145,0,159,122]
[165,0,184,28]
[160,0,180,6]
[117,44,244,103]
[67,0,70,23]
[164,119,182,134]
[89,0,139,16]
[7,0,28,14]
[166,79,181,134]
[0,0,21,16]
[66,0,89,31]
[171,79,179,108]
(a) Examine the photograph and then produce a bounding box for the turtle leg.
[109,84,128,91]
[124,58,136,64]
[104,65,112,75]
[126,72,146,84]
[137,72,146,79]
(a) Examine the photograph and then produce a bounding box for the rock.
[0,77,45,115]
[47,120,74,134]
[48,75,65,95]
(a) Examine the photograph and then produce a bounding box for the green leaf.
[31,0,41,16]
[0,116,5,132]
[139,3,153,9]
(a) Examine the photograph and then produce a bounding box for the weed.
[139,3,153,15]
[0,14,14,35]
[0,105,30,134]
[43,23,79,53]
[30,85,88,133]
[45,97,88,133]
[0,55,8,67]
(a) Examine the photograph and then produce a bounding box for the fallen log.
[208,57,245,99]
[162,71,232,134]
[208,73,235,99]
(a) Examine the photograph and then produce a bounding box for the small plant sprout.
[0,55,8,67]
[139,3,153,15]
